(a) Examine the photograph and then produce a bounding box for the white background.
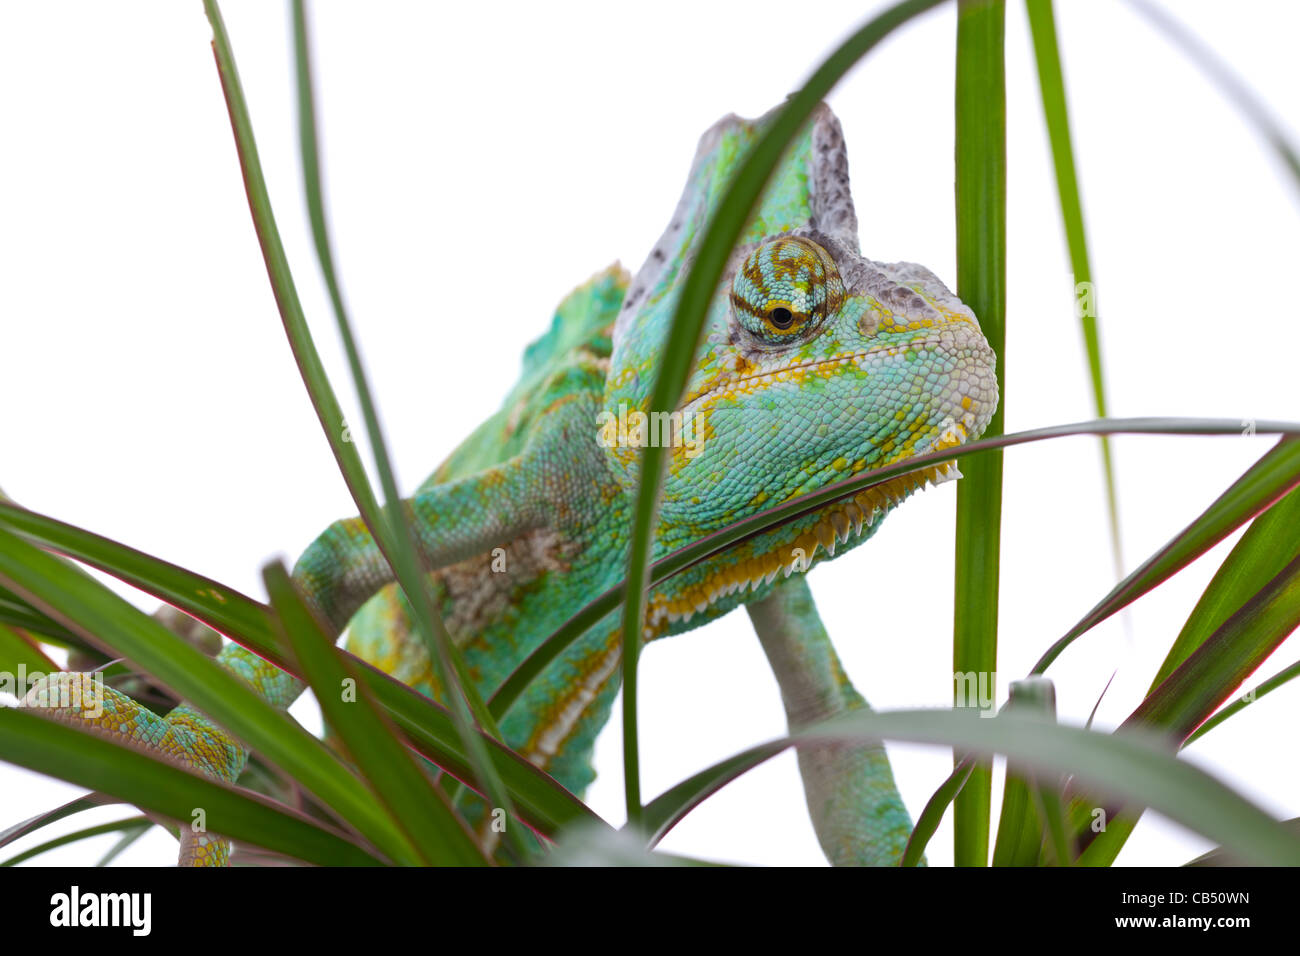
[1,0,1297,867]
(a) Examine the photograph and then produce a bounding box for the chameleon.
[21,101,998,866]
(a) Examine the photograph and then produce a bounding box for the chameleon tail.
[20,667,251,866]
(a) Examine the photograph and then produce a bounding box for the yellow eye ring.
[765,303,805,332]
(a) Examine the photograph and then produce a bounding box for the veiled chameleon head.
[602,104,998,629]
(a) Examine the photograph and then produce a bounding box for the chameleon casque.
[23,102,998,866]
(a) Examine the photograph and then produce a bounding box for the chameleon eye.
[730,237,843,343]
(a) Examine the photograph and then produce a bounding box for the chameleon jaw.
[646,457,962,633]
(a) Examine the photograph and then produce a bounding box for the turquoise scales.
[22,103,998,865]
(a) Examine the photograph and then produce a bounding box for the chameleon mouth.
[645,444,964,632]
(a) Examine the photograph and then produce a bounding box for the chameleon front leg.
[745,575,915,866]
[20,455,546,865]
[294,453,548,631]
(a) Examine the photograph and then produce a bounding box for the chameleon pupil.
[770,307,794,328]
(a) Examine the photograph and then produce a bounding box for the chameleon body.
[23,103,997,866]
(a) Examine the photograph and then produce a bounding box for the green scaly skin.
[21,103,998,866]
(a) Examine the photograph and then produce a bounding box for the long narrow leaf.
[1185,818,1300,868]
[95,823,152,867]
[1127,553,1300,742]
[1025,0,1121,576]
[0,499,599,839]
[7,422,1298,848]
[1075,552,1300,864]
[0,707,380,866]
[1032,437,1300,673]
[276,0,520,844]
[1125,0,1300,191]
[638,741,787,847]
[952,0,1007,867]
[0,622,58,675]
[0,592,86,648]
[1185,658,1300,745]
[1034,780,1071,867]
[1151,486,1300,689]
[0,793,115,851]
[1,817,149,867]
[991,678,1055,866]
[637,708,1300,865]
[4,420,1296,847]
[264,561,484,865]
[492,419,1300,717]
[0,524,412,863]
[900,758,973,867]
[0,500,273,645]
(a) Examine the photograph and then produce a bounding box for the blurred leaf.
[1125,0,1300,192]
[96,822,152,867]
[546,821,724,867]
[0,793,115,851]
[1026,0,1122,575]
[901,758,972,867]
[1,816,149,867]
[637,707,1300,865]
[0,589,85,648]
[0,622,58,675]
[1185,818,1300,867]
[1076,551,1300,864]
[991,678,1054,867]
[1185,658,1300,745]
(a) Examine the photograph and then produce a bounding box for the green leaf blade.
[264,561,485,866]
[952,0,1007,868]
[0,524,407,863]
[1025,0,1122,576]
[639,708,1300,866]
[0,708,381,866]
